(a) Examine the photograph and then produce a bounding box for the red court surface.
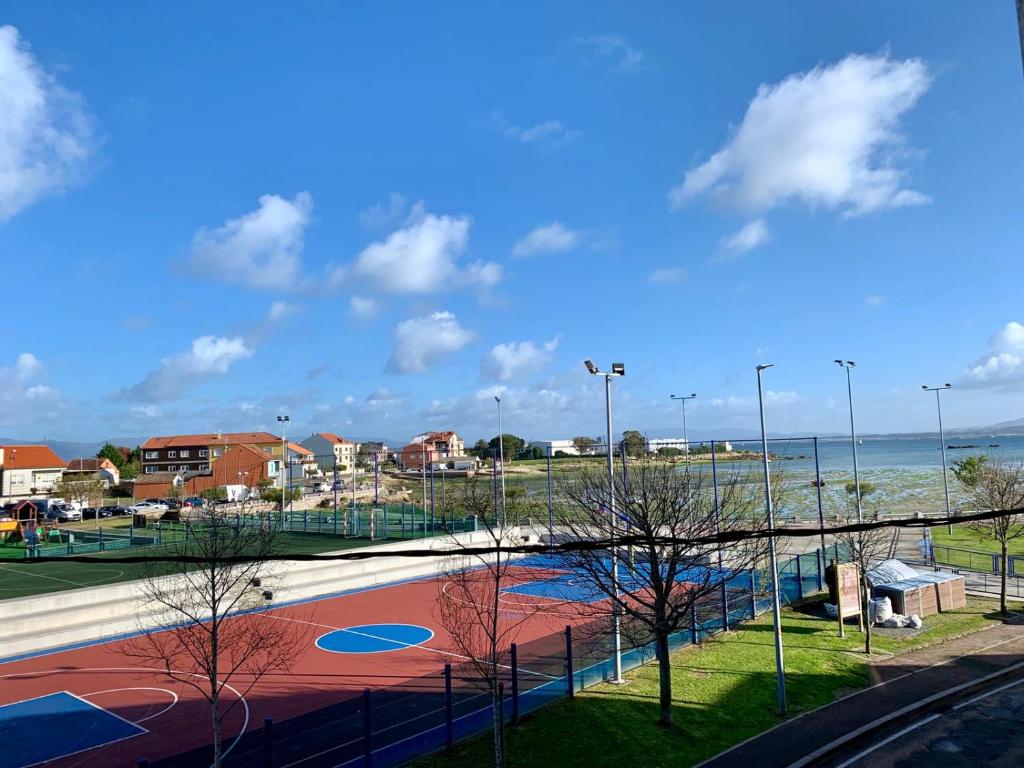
[0,564,596,768]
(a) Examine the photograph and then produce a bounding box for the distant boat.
[858,439,863,445]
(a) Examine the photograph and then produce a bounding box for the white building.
[1,445,66,501]
[528,440,581,457]
[298,432,360,472]
[645,438,689,454]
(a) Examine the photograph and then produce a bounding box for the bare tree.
[830,497,895,654]
[50,475,105,512]
[124,504,308,766]
[434,477,544,768]
[964,460,1024,615]
[557,459,769,728]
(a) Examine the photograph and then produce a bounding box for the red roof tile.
[141,432,282,449]
[0,445,66,469]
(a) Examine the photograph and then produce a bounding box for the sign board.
[836,563,861,619]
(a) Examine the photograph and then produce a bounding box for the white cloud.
[0,25,96,222]
[864,295,884,307]
[358,192,407,229]
[348,295,378,320]
[512,222,580,257]
[482,337,560,381]
[575,34,645,74]
[353,208,500,294]
[388,312,474,374]
[267,301,298,323]
[495,112,580,149]
[13,352,43,382]
[647,267,687,285]
[126,335,252,402]
[188,192,313,290]
[960,321,1024,391]
[709,390,800,412]
[720,219,770,255]
[669,53,931,217]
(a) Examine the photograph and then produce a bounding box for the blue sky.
[1,1,1023,444]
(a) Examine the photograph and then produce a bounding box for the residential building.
[139,432,282,475]
[131,443,280,500]
[358,441,394,464]
[286,442,319,478]
[400,431,466,470]
[64,457,121,486]
[528,439,581,457]
[298,432,359,472]
[0,445,66,501]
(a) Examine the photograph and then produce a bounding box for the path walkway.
[698,618,1024,768]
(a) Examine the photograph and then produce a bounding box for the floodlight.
[611,362,625,376]
[584,360,599,375]
[756,363,774,371]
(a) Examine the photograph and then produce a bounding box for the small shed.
[868,559,966,617]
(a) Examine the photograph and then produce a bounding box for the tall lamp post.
[277,415,289,516]
[495,395,507,526]
[922,384,954,534]
[669,393,696,456]
[756,363,787,716]
[834,361,863,524]
[584,359,626,684]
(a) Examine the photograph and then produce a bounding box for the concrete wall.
[0,528,535,660]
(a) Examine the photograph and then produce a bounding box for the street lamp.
[834,361,863,525]
[755,363,787,716]
[922,384,954,534]
[495,395,507,526]
[277,415,289,515]
[584,359,626,684]
[669,393,697,456]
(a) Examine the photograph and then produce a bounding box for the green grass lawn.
[931,524,1024,555]
[417,597,1012,768]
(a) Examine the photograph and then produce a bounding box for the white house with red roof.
[298,432,359,472]
[1,445,67,501]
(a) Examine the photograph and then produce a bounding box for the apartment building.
[139,432,283,475]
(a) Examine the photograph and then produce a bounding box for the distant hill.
[0,436,147,462]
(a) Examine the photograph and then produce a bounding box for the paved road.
[698,621,1024,768]
[843,677,1024,768]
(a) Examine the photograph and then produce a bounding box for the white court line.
[267,613,558,680]
[79,687,180,724]
[0,562,87,587]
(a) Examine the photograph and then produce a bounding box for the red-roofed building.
[65,457,121,486]
[399,431,466,470]
[139,432,283,476]
[1,445,66,501]
[298,432,359,472]
[131,443,282,501]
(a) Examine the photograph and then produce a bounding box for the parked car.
[130,500,168,514]
[159,498,182,510]
[45,503,81,522]
[79,507,112,520]
[182,497,204,508]
[98,504,130,516]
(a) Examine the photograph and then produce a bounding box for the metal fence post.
[511,642,519,725]
[749,569,757,619]
[795,554,803,600]
[993,553,999,575]
[816,548,824,592]
[690,602,698,644]
[363,688,372,767]
[814,437,826,555]
[444,663,454,750]
[565,625,574,697]
[263,717,273,768]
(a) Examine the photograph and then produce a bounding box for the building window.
[198,464,208,471]
[168,450,177,458]
[144,451,158,459]
[263,447,272,453]
[145,466,156,474]
[199,449,209,457]
[167,465,176,471]
[179,450,190,458]
[213,448,223,457]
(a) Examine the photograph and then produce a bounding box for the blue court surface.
[316,623,434,653]
[0,691,146,768]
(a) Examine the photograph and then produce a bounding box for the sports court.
[1,554,705,768]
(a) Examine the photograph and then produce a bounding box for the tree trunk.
[211,685,223,768]
[1001,543,1009,616]
[492,688,504,768]
[656,630,673,727]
